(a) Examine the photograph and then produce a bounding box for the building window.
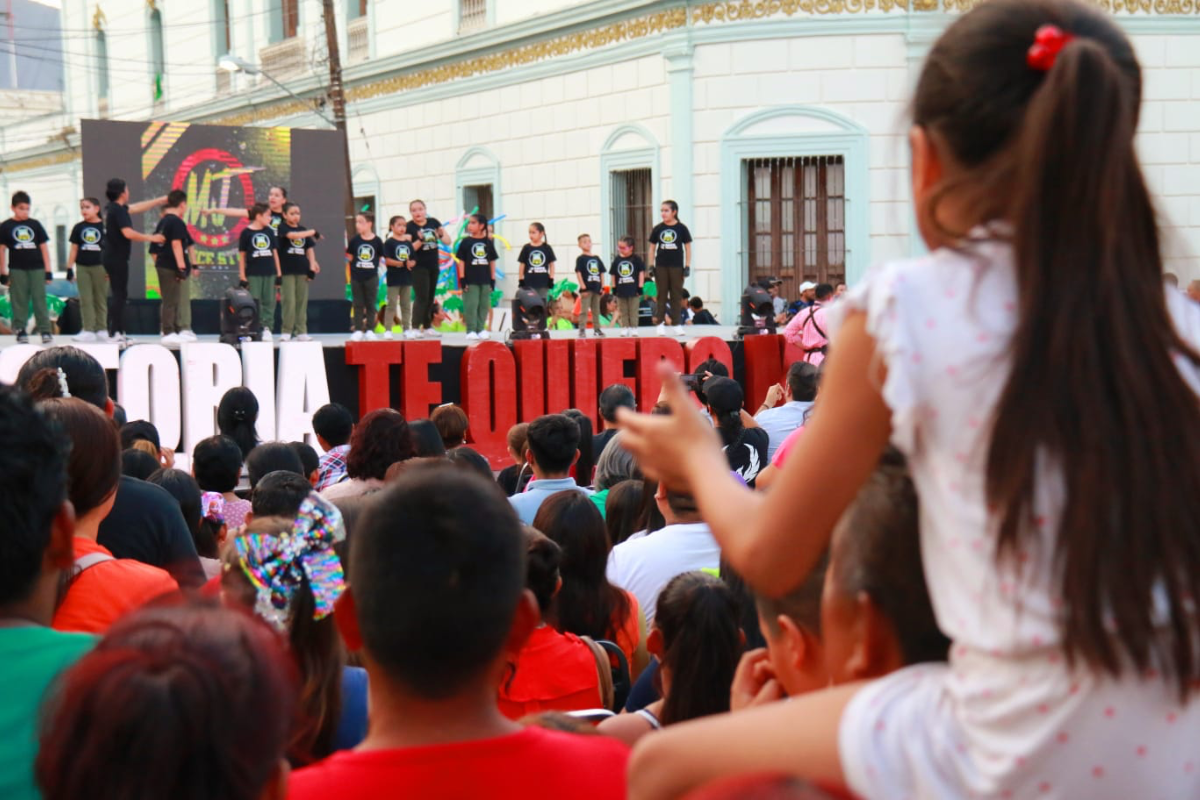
[149,8,165,100]
[269,0,299,41]
[462,184,493,221]
[349,0,367,19]
[609,167,652,262]
[215,0,231,54]
[459,0,487,33]
[746,156,845,297]
[55,224,67,270]
[95,30,110,112]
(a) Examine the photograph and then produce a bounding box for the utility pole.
[320,0,355,238]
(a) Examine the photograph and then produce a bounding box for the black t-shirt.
[278,223,315,276]
[455,236,499,286]
[239,226,277,277]
[406,219,443,271]
[519,243,556,289]
[269,211,284,236]
[383,238,415,287]
[153,213,192,274]
[723,427,770,487]
[609,255,645,298]
[576,254,605,293]
[691,308,718,325]
[97,475,205,590]
[0,218,48,270]
[103,202,134,262]
[649,222,693,268]
[497,463,533,497]
[69,221,105,266]
[347,235,384,282]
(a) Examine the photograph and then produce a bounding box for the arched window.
[95,29,110,111]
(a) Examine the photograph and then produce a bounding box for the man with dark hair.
[15,347,203,589]
[289,441,321,486]
[754,361,820,460]
[102,178,166,345]
[313,403,354,491]
[289,469,628,798]
[245,441,304,490]
[250,470,313,519]
[692,357,730,407]
[606,482,718,625]
[0,385,95,800]
[593,383,636,457]
[784,283,834,366]
[508,414,591,524]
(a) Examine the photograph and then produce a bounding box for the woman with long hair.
[217,387,260,459]
[322,408,415,500]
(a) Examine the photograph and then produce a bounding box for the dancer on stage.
[237,203,281,341]
[406,200,450,338]
[152,190,197,344]
[204,184,290,234]
[649,199,692,337]
[517,222,556,301]
[102,178,166,345]
[383,215,416,339]
[67,198,107,342]
[0,191,54,344]
[278,201,321,342]
[575,233,606,337]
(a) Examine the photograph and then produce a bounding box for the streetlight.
[217,54,334,127]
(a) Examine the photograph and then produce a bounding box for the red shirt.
[498,625,603,719]
[52,538,179,633]
[288,725,629,800]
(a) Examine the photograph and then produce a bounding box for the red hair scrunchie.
[1027,24,1075,71]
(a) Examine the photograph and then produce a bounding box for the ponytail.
[654,572,742,725]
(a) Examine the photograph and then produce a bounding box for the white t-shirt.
[605,522,720,625]
[829,239,1200,800]
[754,400,813,461]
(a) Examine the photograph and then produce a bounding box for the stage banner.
[81,119,347,302]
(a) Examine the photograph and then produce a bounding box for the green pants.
[77,264,107,333]
[412,267,436,329]
[463,283,490,333]
[616,295,641,330]
[10,269,51,335]
[281,274,309,335]
[179,277,192,330]
[579,291,602,331]
[156,267,186,334]
[247,275,277,332]
[350,279,374,332]
[386,285,412,331]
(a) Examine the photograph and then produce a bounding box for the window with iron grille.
[462,184,494,221]
[746,156,846,301]
[610,168,652,262]
[459,0,487,33]
[55,225,67,271]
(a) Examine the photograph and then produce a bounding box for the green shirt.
[0,626,95,800]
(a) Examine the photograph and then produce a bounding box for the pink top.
[784,302,829,365]
[771,425,805,468]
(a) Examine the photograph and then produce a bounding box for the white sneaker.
[364,330,378,341]
[656,323,668,337]
[180,330,198,342]
[261,330,273,342]
[280,333,292,342]
[73,331,98,343]
[425,328,442,338]
[466,332,480,341]
[479,330,491,340]
[404,329,419,340]
[115,334,133,347]
[674,325,685,336]
[349,330,365,342]
[384,330,394,340]
[161,333,183,344]
[296,334,313,342]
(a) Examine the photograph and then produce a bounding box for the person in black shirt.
[518,222,556,300]
[0,190,54,344]
[574,233,606,338]
[68,197,108,342]
[238,203,282,342]
[609,235,646,338]
[687,295,719,325]
[454,214,499,340]
[346,212,384,341]
[152,190,196,344]
[406,200,450,338]
[648,200,693,337]
[703,377,769,488]
[101,178,166,344]
[278,201,321,342]
[384,214,416,339]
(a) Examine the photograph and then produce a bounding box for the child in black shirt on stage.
[518,222,555,300]
[346,212,384,341]
[68,197,107,342]
[454,213,498,341]
[384,215,416,340]
[649,199,693,336]
[0,190,53,344]
[238,203,282,342]
[609,235,645,339]
[277,201,321,342]
[153,190,196,344]
[574,233,606,338]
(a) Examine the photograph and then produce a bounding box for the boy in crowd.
[346,212,384,341]
[575,233,606,337]
[594,383,635,457]
[237,203,281,342]
[0,191,54,343]
[153,190,197,344]
[609,235,645,338]
[508,414,592,524]
[313,402,355,491]
[687,295,718,325]
[68,197,107,342]
[289,469,628,799]
[0,385,96,800]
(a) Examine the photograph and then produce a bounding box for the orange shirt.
[53,538,180,634]
[498,625,602,720]
[611,591,642,669]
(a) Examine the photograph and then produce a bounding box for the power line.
[2,4,280,37]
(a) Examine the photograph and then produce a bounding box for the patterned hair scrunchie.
[234,492,347,633]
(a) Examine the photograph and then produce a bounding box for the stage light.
[510,288,548,340]
[736,284,777,339]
